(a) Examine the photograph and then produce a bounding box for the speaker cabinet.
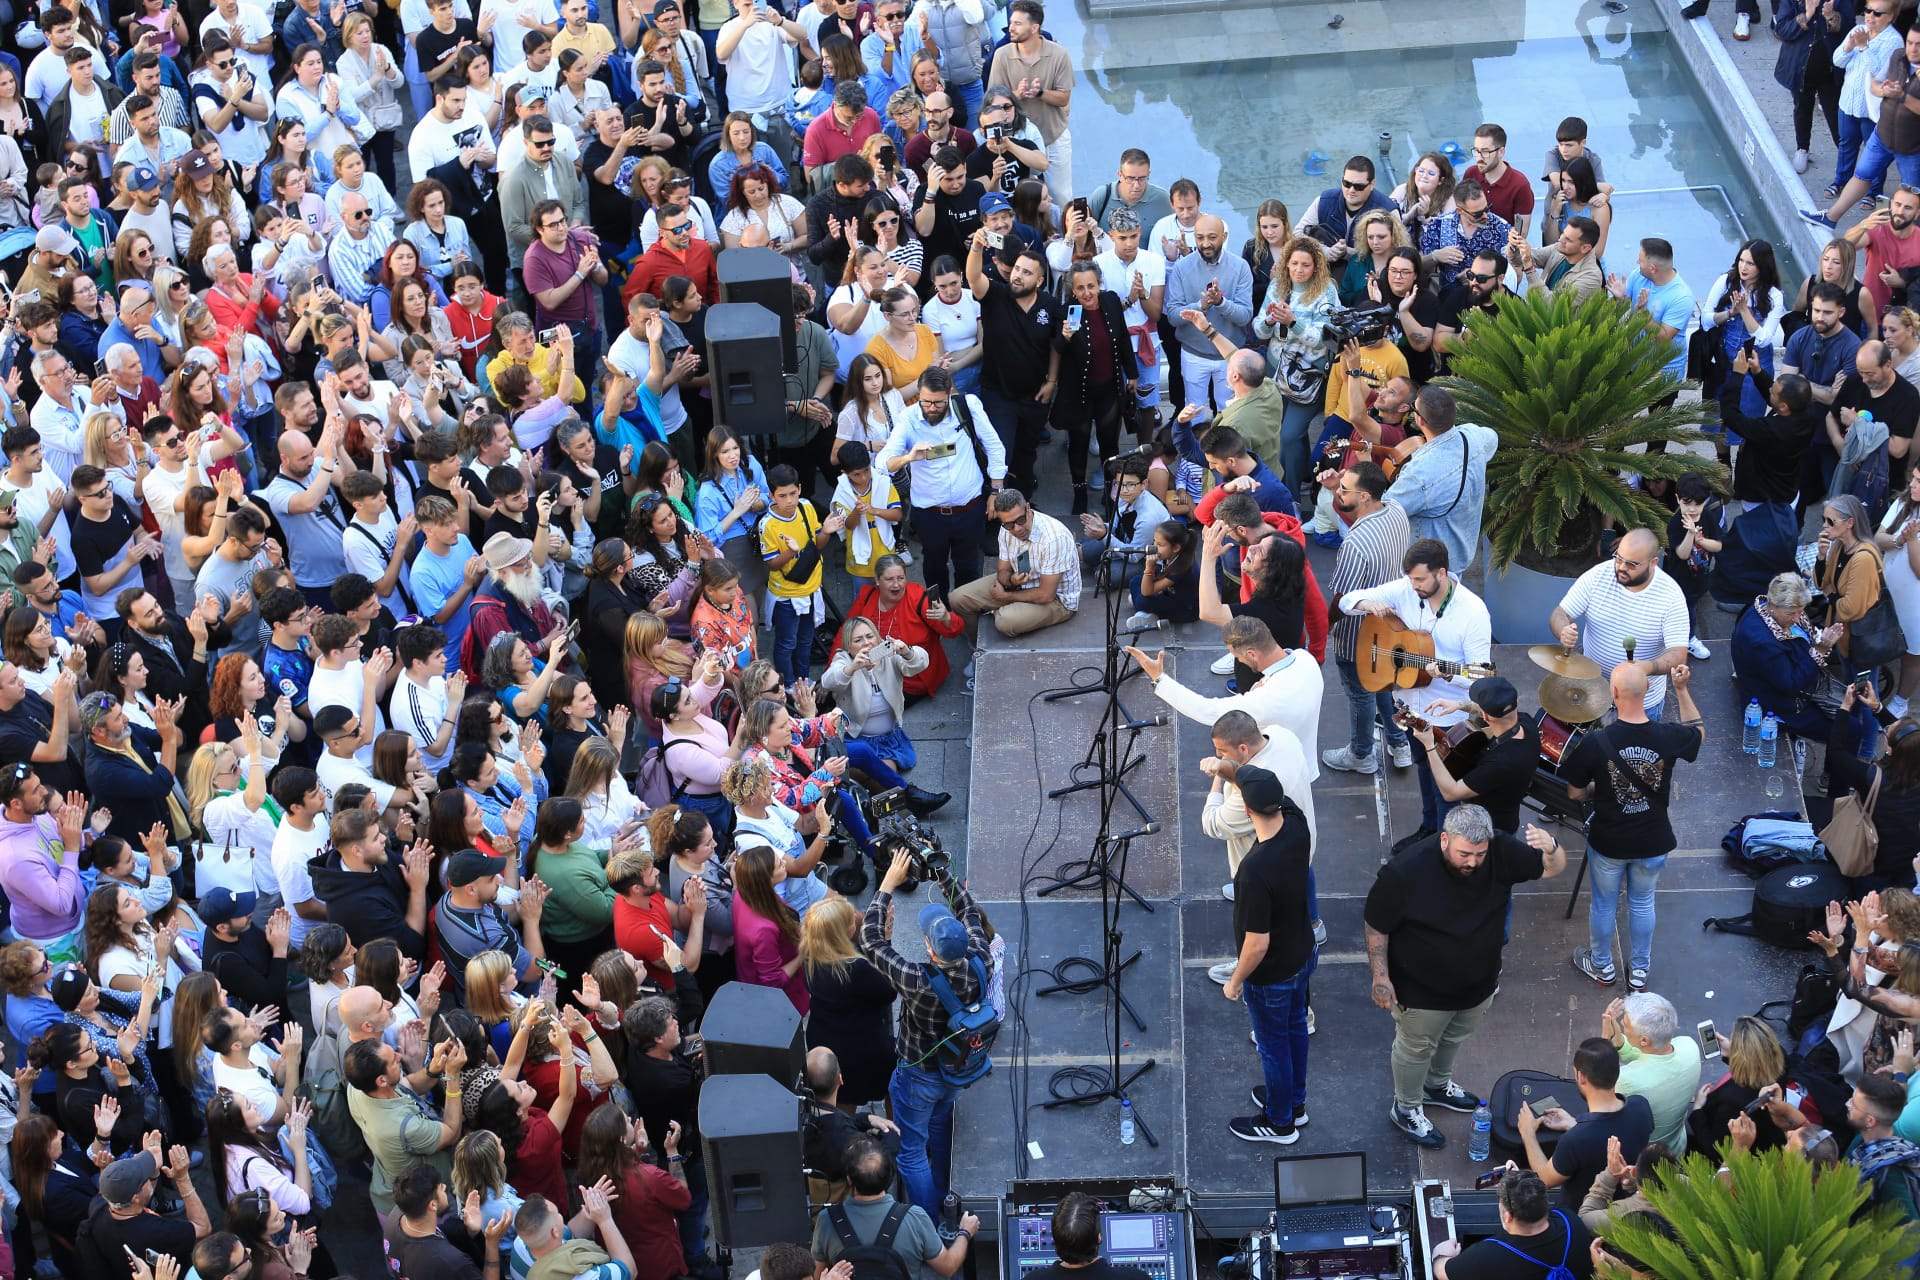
[705,302,788,438]
[700,1073,811,1249]
[718,246,798,370]
[701,979,806,1085]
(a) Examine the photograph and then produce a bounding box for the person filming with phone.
[875,366,1006,601]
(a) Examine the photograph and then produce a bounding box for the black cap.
[1469,675,1519,717]
[448,848,507,887]
[1235,765,1287,816]
[50,964,89,1012]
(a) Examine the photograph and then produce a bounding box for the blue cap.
[917,902,970,963]
[201,886,256,923]
[977,191,1011,217]
[128,163,161,193]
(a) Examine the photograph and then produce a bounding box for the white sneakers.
[1891,695,1911,720]
[1793,149,1810,174]
[1322,746,1378,775]
[1211,653,1236,676]
[1733,12,1751,37]
[1688,636,1711,660]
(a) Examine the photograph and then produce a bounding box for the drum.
[1536,712,1589,770]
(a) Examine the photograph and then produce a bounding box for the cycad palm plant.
[1605,1146,1919,1279]
[1438,287,1724,575]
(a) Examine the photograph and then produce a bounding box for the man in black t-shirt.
[1414,675,1540,834]
[1828,338,1920,489]
[1223,767,1316,1145]
[380,1166,489,1280]
[1430,1170,1596,1280]
[580,106,642,251]
[1518,1038,1654,1211]
[1365,804,1566,1149]
[1432,249,1514,374]
[1562,663,1703,990]
[73,1149,203,1273]
[913,147,986,266]
[1022,1192,1153,1280]
[0,665,81,792]
[966,228,1061,495]
[69,466,155,640]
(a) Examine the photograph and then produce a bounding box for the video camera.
[870,787,950,880]
[1322,305,1396,348]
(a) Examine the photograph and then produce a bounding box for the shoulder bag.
[1820,767,1881,878]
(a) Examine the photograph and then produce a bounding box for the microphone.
[1123,712,1171,731]
[1104,443,1152,465]
[1114,822,1161,841]
[1119,617,1168,637]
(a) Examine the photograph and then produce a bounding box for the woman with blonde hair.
[564,736,644,849]
[150,263,191,346]
[798,895,896,1106]
[625,610,694,740]
[1686,1015,1789,1154]
[465,949,524,1060]
[1252,235,1340,497]
[81,411,145,504]
[1792,237,1874,338]
[1338,209,1412,305]
[1239,198,1293,304]
[1884,304,1920,391]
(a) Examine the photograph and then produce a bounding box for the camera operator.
[1021,1192,1151,1280]
[858,847,993,1220]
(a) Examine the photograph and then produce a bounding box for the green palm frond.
[1436,287,1730,573]
[1607,1147,1920,1280]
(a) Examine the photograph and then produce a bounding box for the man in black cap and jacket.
[1409,675,1541,834]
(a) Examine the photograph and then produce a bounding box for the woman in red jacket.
[838,553,965,702]
[576,1102,692,1280]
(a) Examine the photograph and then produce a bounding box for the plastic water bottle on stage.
[1120,1097,1136,1145]
[1743,700,1762,755]
[1468,1101,1492,1161]
[1758,713,1779,769]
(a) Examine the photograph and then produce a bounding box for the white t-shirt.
[1095,247,1168,330]
[1556,563,1693,713]
[400,0,472,35]
[389,673,452,771]
[210,1042,281,1116]
[27,41,108,111]
[99,935,186,1048]
[407,106,493,184]
[922,290,981,356]
[718,17,793,114]
[316,750,395,815]
[719,195,805,248]
[201,791,281,900]
[65,85,110,154]
[269,818,329,948]
[1147,214,1200,261]
[143,461,193,586]
[200,5,275,82]
[343,512,411,617]
[476,0,558,69]
[309,659,379,766]
[0,470,74,580]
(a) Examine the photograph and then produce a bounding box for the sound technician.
[1021,1192,1152,1280]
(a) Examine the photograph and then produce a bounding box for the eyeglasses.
[1340,179,1370,191]
[1613,554,1647,570]
[539,218,566,230]
[1472,145,1500,157]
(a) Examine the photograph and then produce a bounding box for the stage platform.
[950,622,1813,1236]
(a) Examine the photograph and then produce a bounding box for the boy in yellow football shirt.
[760,465,847,681]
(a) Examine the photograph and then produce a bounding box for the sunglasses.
[211,58,233,68]
[664,222,692,234]
[873,216,899,227]
[661,676,683,703]
[530,137,554,149]
[349,209,370,220]
[1341,179,1369,191]
[1465,270,1497,283]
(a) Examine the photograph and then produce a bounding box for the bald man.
[1177,321,1288,472]
[1560,661,1702,992]
[1549,528,1692,719]
[262,421,351,608]
[338,985,395,1044]
[1166,212,1255,430]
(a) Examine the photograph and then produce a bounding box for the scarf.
[96,738,191,840]
[830,472,897,567]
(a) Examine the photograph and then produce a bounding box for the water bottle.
[1758,713,1779,769]
[1743,699,1762,755]
[1468,1102,1492,1162]
[1120,1097,1136,1146]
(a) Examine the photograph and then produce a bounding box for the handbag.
[1275,346,1328,406]
[369,100,404,132]
[1820,769,1881,878]
[192,832,257,897]
[1843,550,1908,670]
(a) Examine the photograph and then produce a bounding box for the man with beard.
[264,421,351,609]
[434,849,550,1002]
[874,366,1006,600]
[1094,208,1167,427]
[1513,214,1605,302]
[1365,803,1567,1149]
[966,230,1060,497]
[78,689,185,844]
[461,532,563,684]
[1433,249,1515,369]
[0,664,81,793]
[1337,539,1492,850]
[1783,283,1865,507]
[1563,663,1703,992]
[1805,23,1920,232]
[1850,185,1920,316]
[1605,238,1696,388]
[1318,461,1412,776]
[7,561,97,648]
[912,148,987,268]
[1717,353,1822,507]
[1165,214,1254,427]
[1419,180,1513,292]
[1828,338,1920,493]
[1294,156,1394,264]
[1382,386,1498,574]
[114,585,228,746]
[1550,529,1691,720]
[309,808,433,961]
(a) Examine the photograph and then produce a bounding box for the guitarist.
[1338,537,1494,853]
[1410,675,1540,835]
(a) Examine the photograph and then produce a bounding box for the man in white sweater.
[1127,614,1323,770]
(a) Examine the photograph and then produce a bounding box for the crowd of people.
[0,0,1892,1271]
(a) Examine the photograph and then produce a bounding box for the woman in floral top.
[1251,236,1340,501]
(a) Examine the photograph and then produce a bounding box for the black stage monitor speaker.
[701,1073,810,1249]
[718,246,798,370]
[706,302,787,439]
[701,979,806,1084]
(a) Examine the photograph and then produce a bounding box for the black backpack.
[826,1202,916,1280]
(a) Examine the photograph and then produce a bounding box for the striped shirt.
[388,673,452,771]
[326,219,396,304]
[108,86,191,148]
[1556,562,1692,712]
[1001,509,1082,613]
[1325,499,1411,664]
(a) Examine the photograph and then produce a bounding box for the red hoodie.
[1195,487,1329,663]
[444,291,501,379]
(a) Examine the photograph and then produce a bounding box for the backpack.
[299,1024,369,1164]
[461,594,512,683]
[1484,1209,1578,1280]
[923,955,999,1085]
[636,736,701,807]
[825,1201,916,1280]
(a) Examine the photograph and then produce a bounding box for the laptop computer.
[1272,1152,1371,1249]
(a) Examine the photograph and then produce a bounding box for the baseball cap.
[50,964,89,1011]
[100,1152,158,1207]
[34,225,77,257]
[917,902,969,963]
[520,81,550,104]
[128,163,161,193]
[1235,765,1287,816]
[0,491,18,511]
[977,191,1011,217]
[1469,675,1519,718]
[449,848,507,887]
[201,886,256,923]
[183,150,217,180]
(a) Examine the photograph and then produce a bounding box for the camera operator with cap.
[858,848,991,1221]
[73,1146,208,1272]
[1410,675,1541,835]
[1221,765,1316,1146]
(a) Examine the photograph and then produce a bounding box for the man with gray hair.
[803,78,881,176]
[1176,309,1287,474]
[326,191,396,305]
[79,689,185,843]
[1601,990,1702,1153]
[1364,803,1567,1149]
[1093,206,1167,428]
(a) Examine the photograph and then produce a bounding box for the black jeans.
[913,497,988,598]
[1063,381,1126,490]
[982,387,1052,496]
[1794,69,1843,151]
[365,132,399,198]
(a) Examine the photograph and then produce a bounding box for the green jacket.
[532,841,615,943]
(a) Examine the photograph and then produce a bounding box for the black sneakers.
[1423,1080,1483,1114]
[1251,1086,1309,1125]
[1230,1113,1300,1144]
[1390,1102,1446,1148]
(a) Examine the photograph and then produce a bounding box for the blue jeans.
[952,77,984,127]
[1336,657,1406,759]
[1855,130,1920,191]
[1278,398,1319,497]
[676,1153,711,1265]
[1244,950,1317,1126]
[1411,735,1449,832]
[769,597,816,684]
[1834,111,1875,190]
[1587,851,1669,972]
[889,1061,965,1219]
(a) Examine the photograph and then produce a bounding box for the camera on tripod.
[871,787,949,880]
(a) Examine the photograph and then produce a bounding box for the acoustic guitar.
[1393,705,1493,778]
[1356,611,1497,693]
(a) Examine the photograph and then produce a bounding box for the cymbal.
[1528,645,1604,680]
[1538,673,1610,724]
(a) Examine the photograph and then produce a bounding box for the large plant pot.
[1480,543,1577,646]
